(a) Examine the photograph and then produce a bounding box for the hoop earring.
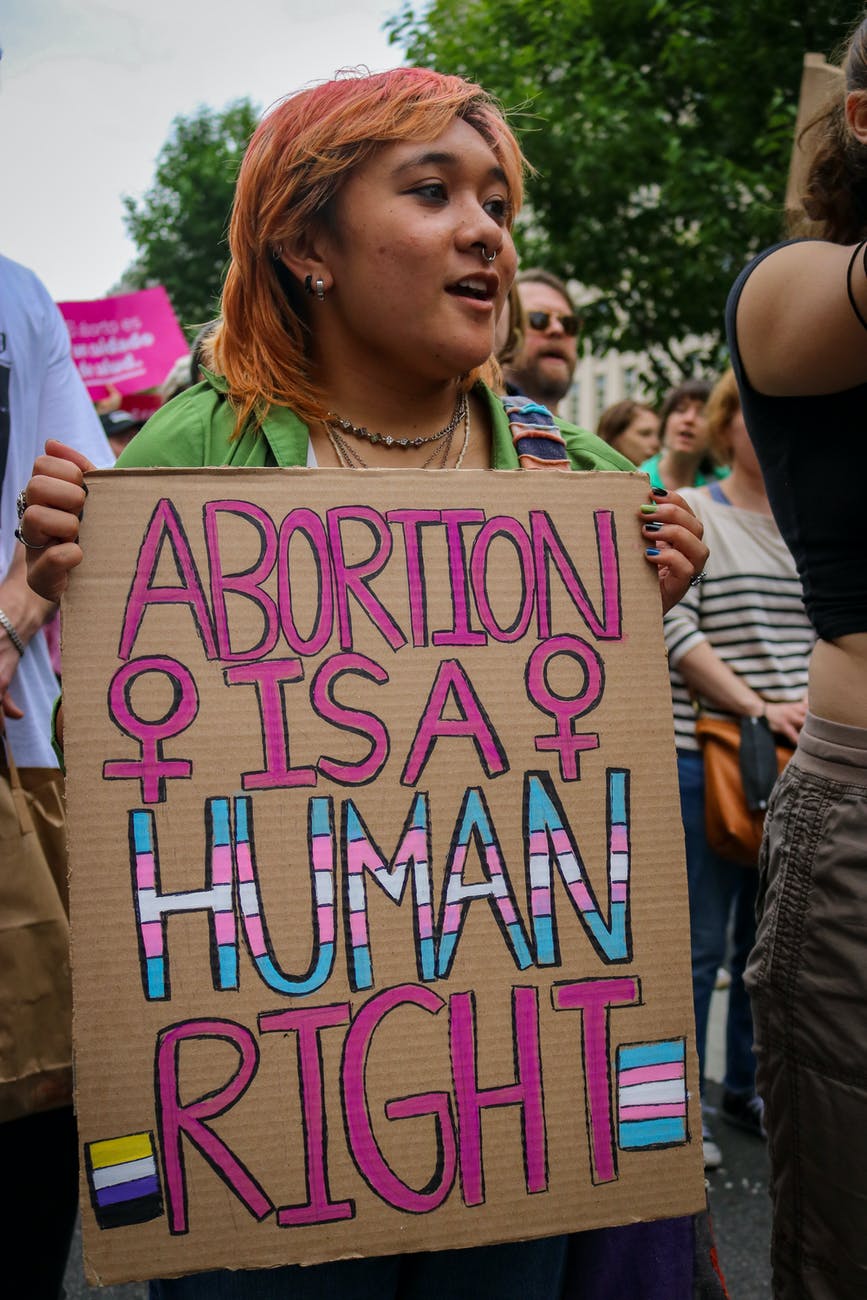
[304,275,327,300]
[315,277,326,301]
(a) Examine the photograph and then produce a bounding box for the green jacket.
[118,376,635,474]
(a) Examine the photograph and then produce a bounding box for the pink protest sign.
[58,287,188,401]
[122,393,164,426]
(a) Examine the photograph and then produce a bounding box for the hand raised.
[20,439,96,603]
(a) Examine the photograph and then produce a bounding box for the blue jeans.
[148,1235,569,1299]
[677,750,757,1098]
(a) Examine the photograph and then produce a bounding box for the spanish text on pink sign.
[58,286,188,401]
[62,468,705,1285]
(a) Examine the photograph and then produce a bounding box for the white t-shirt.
[0,254,114,766]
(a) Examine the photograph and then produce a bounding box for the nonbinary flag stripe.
[91,1155,155,1190]
[86,1131,164,1229]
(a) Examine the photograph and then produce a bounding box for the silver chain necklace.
[327,397,471,470]
[326,392,466,450]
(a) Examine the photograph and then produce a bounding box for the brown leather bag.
[0,735,72,1121]
[694,715,793,867]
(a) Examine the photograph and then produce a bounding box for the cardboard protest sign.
[57,286,188,402]
[62,468,705,1286]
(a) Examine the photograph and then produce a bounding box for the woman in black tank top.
[727,17,867,1300]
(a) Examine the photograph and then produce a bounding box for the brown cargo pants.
[746,713,867,1300]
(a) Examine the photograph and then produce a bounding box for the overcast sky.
[0,0,402,301]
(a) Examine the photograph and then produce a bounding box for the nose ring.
[480,246,497,263]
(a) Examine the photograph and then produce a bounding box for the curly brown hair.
[798,14,867,243]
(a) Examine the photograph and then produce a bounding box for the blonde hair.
[704,369,741,467]
[206,67,526,434]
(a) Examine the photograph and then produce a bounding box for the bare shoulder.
[736,241,866,397]
[738,241,850,314]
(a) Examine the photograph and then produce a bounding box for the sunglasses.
[526,310,581,336]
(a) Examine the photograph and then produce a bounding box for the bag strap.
[0,731,36,836]
[687,686,704,720]
[500,394,571,470]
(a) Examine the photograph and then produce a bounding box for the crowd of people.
[3,12,867,1297]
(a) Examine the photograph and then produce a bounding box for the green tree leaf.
[387,0,853,392]
[121,100,260,331]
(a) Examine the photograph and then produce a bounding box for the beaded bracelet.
[0,608,25,656]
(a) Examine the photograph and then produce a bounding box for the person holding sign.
[19,68,712,1299]
[727,17,867,1299]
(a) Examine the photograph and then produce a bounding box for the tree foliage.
[122,100,259,330]
[388,0,855,388]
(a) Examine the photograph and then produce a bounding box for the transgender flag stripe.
[616,1039,688,1151]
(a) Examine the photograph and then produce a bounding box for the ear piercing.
[304,275,327,300]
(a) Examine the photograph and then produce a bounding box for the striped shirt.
[664,486,815,753]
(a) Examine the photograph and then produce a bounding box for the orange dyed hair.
[209,67,526,434]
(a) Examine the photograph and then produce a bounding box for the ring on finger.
[15,489,27,522]
[14,525,48,551]
[688,572,706,587]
